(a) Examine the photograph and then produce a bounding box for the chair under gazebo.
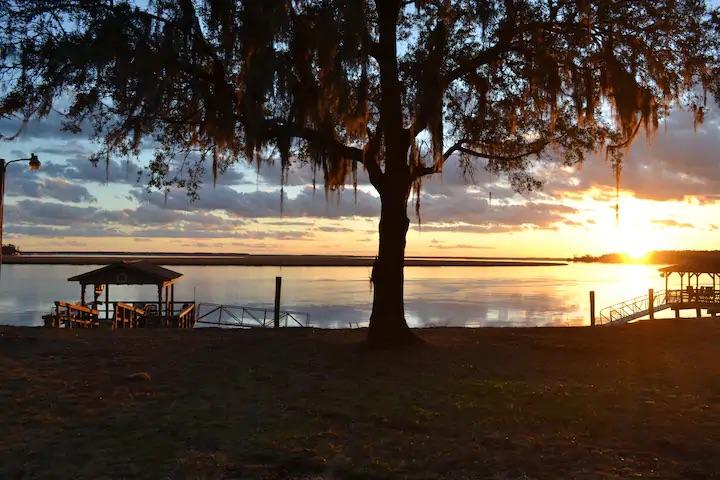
[45,260,196,328]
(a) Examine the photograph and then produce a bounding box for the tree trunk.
[367,184,417,347]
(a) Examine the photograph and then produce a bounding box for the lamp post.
[0,153,41,268]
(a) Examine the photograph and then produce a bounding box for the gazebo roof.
[68,260,183,286]
[659,261,720,275]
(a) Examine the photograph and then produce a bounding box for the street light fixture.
[0,153,41,268]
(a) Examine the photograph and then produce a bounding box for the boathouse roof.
[68,260,183,286]
[659,261,720,275]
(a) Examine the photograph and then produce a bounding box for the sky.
[1,106,719,257]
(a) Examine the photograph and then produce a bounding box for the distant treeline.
[1,244,21,256]
[21,251,250,256]
[574,250,720,264]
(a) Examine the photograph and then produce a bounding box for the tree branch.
[417,139,549,177]
[442,42,509,88]
[261,119,383,184]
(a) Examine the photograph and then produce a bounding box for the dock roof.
[659,261,720,275]
[68,260,183,286]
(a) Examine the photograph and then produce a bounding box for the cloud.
[2,199,316,241]
[3,99,718,251]
[5,177,96,203]
[40,155,146,185]
[651,219,694,228]
[0,112,89,140]
[133,184,380,219]
[542,108,720,202]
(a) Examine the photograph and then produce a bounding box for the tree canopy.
[1,0,718,343]
[3,1,716,192]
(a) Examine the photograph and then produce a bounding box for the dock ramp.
[598,290,670,325]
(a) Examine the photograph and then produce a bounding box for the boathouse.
[45,260,196,328]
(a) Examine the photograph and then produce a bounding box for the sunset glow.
[0,140,718,258]
[0,99,718,259]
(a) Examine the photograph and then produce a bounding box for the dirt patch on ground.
[2,321,720,479]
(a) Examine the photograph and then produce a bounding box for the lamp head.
[28,153,40,171]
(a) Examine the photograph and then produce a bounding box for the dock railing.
[44,299,197,328]
[665,288,720,305]
[46,301,100,328]
[113,303,146,329]
[598,290,669,325]
[598,288,720,325]
[195,303,311,328]
[45,300,309,329]
[89,299,196,323]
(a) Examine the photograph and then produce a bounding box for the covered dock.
[598,261,720,325]
[45,260,197,328]
[660,261,720,317]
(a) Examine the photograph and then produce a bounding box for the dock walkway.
[598,289,720,325]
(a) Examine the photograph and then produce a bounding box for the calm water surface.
[0,263,669,328]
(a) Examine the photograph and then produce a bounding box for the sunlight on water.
[0,263,667,328]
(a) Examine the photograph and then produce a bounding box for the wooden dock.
[44,299,197,329]
[597,289,720,325]
[596,261,720,325]
[44,260,197,329]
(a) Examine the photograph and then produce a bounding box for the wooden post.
[0,160,6,271]
[105,284,109,323]
[274,276,282,329]
[80,284,87,306]
[157,284,163,320]
[589,291,596,326]
[696,308,702,318]
[648,289,655,321]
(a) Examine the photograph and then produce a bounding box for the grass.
[2,321,720,479]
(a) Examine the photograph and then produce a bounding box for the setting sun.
[612,223,655,263]
[622,244,650,262]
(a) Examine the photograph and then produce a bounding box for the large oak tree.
[1,0,718,344]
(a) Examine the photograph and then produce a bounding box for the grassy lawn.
[2,321,720,479]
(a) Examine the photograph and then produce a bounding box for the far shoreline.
[2,253,568,267]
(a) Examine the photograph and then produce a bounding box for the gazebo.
[658,261,720,316]
[659,261,720,291]
[61,260,196,328]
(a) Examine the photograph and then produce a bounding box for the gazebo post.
[105,284,110,323]
[170,284,175,317]
[665,273,668,292]
[157,284,163,319]
[164,284,169,323]
[80,284,87,306]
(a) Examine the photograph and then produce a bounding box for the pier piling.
[589,291,596,326]
[274,276,282,328]
[648,289,654,321]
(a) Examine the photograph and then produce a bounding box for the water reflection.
[0,263,667,328]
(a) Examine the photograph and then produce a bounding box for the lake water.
[0,262,671,328]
